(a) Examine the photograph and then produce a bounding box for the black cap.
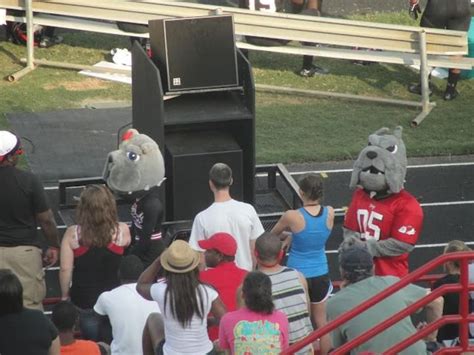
[340,245,373,272]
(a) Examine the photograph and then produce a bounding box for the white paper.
[79,61,132,85]
[78,61,179,100]
[0,9,6,26]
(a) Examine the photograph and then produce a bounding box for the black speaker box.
[149,15,239,94]
[165,130,243,221]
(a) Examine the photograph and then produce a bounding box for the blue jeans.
[79,308,101,341]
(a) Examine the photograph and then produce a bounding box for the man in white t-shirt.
[94,255,160,355]
[188,163,265,271]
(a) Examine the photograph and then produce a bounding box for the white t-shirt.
[188,199,265,271]
[150,280,218,355]
[94,283,160,355]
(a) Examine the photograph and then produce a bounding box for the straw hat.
[161,240,200,273]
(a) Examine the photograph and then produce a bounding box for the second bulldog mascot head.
[343,126,423,278]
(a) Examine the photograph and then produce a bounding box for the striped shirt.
[265,266,313,354]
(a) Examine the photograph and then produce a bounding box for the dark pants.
[129,238,165,268]
[79,309,101,341]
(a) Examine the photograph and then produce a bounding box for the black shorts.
[306,274,333,303]
[421,0,471,32]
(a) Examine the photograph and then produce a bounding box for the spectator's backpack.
[5,11,44,46]
[6,22,44,46]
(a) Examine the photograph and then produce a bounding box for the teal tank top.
[287,206,332,278]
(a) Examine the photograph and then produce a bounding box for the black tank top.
[70,227,123,309]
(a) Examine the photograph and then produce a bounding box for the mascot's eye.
[367,142,372,146]
[126,151,140,162]
[386,145,398,153]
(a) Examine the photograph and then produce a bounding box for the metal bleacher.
[2,0,474,124]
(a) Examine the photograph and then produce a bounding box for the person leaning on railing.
[326,242,444,354]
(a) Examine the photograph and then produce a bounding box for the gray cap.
[340,245,373,272]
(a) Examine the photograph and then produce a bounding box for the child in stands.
[51,301,104,355]
[218,271,289,354]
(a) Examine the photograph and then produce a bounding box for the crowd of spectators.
[1,132,473,354]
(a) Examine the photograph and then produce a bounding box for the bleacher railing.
[3,0,474,125]
[283,251,474,354]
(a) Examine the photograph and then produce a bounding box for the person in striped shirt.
[255,232,317,355]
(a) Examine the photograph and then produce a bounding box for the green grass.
[1,11,473,165]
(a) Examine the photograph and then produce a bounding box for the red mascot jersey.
[344,188,423,277]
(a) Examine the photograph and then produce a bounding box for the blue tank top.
[287,206,332,278]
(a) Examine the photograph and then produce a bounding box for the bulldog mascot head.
[103,128,165,196]
[103,128,166,266]
[350,126,406,196]
[342,126,423,278]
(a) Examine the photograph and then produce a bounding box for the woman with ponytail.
[271,173,334,354]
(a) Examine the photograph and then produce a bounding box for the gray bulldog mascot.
[343,127,423,277]
[103,128,166,266]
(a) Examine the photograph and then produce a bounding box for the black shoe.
[39,35,63,48]
[443,86,459,101]
[298,65,329,77]
[408,82,433,96]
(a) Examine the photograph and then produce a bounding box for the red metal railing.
[282,251,474,354]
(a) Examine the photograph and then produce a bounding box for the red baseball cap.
[198,232,237,256]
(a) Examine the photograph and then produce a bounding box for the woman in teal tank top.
[271,173,334,355]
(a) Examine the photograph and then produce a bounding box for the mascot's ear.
[349,162,361,189]
[141,142,156,155]
[121,128,138,142]
[393,126,403,139]
[373,127,390,136]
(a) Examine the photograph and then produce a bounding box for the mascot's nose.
[108,155,114,164]
[366,151,378,160]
